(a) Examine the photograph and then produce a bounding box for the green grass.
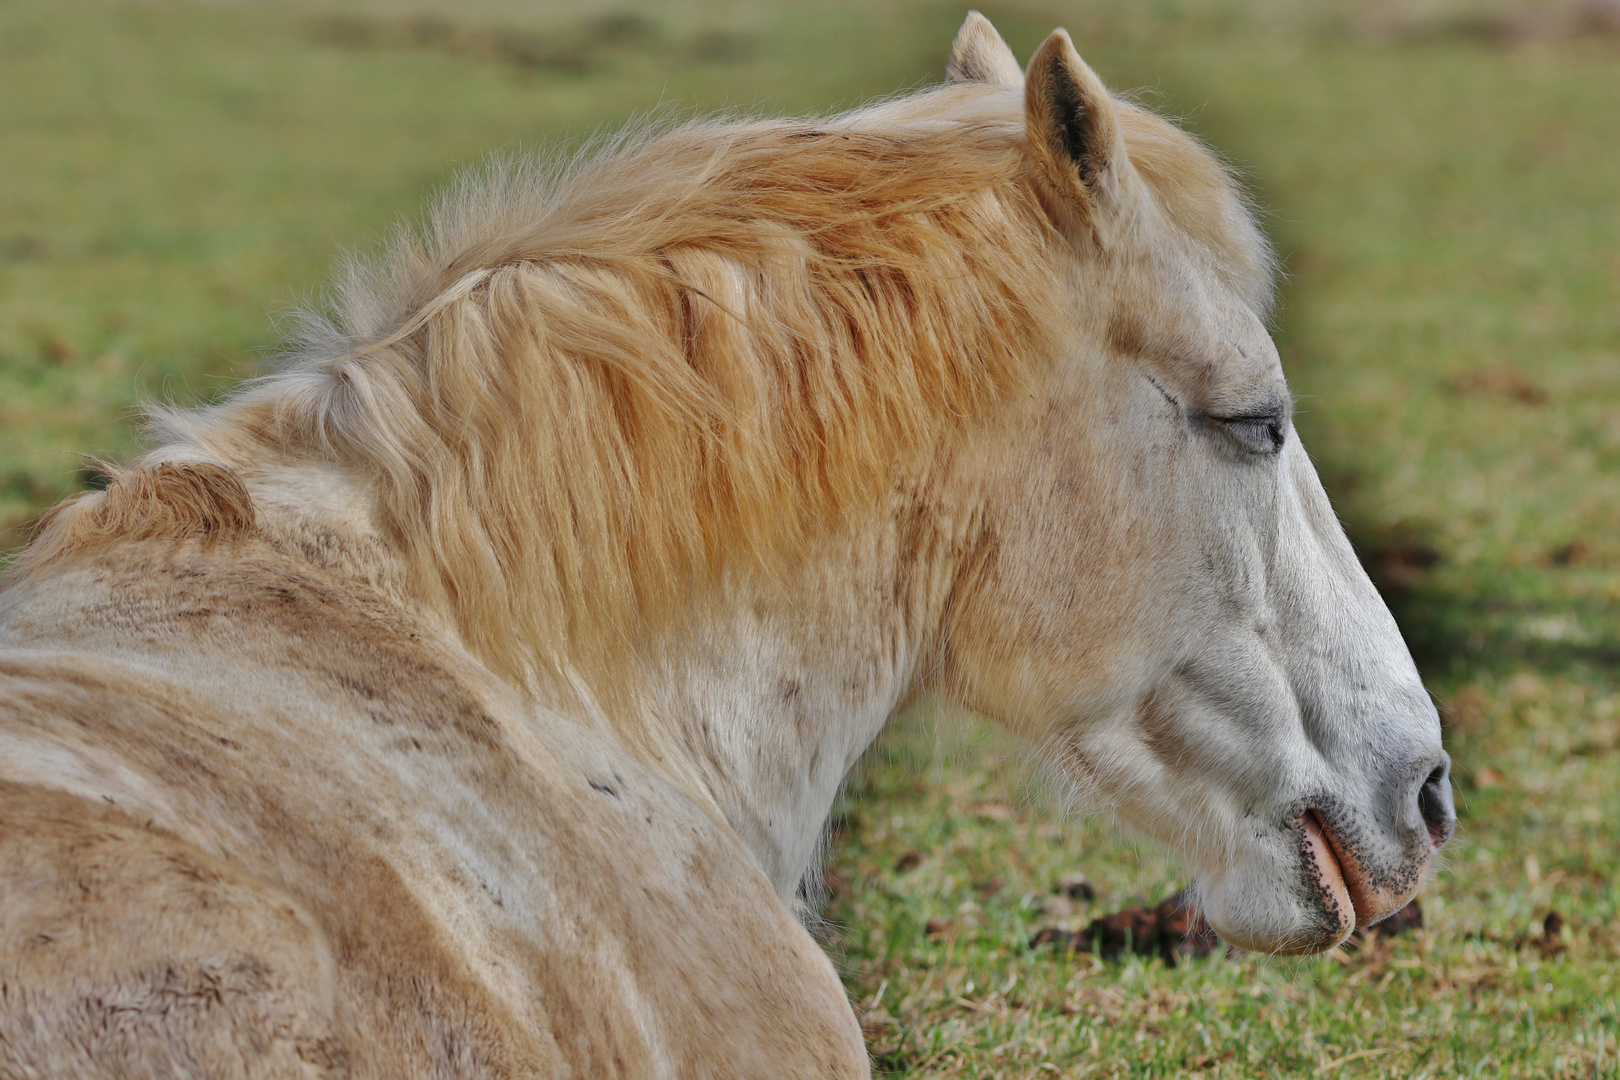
[830,686,1620,1078]
[3,1,1617,1076]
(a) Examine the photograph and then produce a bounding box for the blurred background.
[2,0,1616,1075]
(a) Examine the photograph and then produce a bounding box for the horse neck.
[235,452,981,907]
[619,479,982,905]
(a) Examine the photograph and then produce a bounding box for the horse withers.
[0,13,1452,1077]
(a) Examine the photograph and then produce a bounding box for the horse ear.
[946,12,1023,87]
[1023,29,1128,243]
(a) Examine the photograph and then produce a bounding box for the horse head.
[934,14,1453,954]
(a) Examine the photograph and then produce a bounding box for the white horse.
[0,14,1452,1078]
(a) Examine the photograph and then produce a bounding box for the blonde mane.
[97,85,1268,704]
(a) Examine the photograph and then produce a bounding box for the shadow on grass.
[1349,519,1620,685]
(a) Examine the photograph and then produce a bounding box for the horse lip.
[1300,808,1355,931]
[1304,805,1427,928]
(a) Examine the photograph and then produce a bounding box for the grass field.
[2,1,1617,1076]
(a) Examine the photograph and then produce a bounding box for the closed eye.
[1144,375,1286,455]
[1209,413,1285,454]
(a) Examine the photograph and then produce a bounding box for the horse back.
[0,533,867,1079]
[0,779,347,1079]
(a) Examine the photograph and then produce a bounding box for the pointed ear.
[946,11,1023,88]
[1023,30,1129,243]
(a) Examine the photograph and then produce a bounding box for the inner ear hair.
[1023,29,1124,236]
[946,11,1023,88]
[1044,57,1101,184]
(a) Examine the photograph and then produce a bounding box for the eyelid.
[1210,413,1285,453]
[1145,374,1288,454]
[1206,402,1286,424]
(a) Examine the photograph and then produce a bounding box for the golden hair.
[74,84,1271,704]
[15,462,255,573]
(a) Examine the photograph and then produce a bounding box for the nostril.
[1416,761,1455,848]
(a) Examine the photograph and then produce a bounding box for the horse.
[0,13,1454,1077]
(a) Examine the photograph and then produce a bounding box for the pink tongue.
[1303,813,1353,928]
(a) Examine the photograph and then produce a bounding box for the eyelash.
[1210,415,1285,454]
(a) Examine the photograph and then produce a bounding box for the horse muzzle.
[1300,750,1454,931]
[1197,749,1454,956]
